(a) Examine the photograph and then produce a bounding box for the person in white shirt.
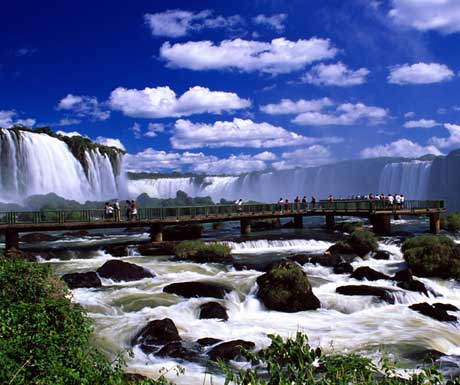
[388,194,394,207]
[401,194,405,208]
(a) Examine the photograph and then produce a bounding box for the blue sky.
[2,0,460,174]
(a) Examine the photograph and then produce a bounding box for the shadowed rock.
[351,266,390,281]
[208,340,255,361]
[409,302,457,322]
[157,342,196,361]
[132,318,181,351]
[333,262,353,275]
[199,302,228,321]
[62,271,101,289]
[163,281,231,299]
[372,250,391,260]
[336,285,397,304]
[97,260,154,282]
[196,337,222,346]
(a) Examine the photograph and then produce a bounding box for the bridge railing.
[0,200,445,225]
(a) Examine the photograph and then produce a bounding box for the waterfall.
[0,129,125,203]
[378,161,432,199]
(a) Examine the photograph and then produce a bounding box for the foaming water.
[224,239,333,254]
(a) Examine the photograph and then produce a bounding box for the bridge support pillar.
[240,219,251,235]
[150,223,163,242]
[293,215,303,229]
[371,214,391,235]
[4,230,19,251]
[430,213,441,234]
[325,214,335,230]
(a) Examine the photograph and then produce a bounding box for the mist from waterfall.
[0,129,125,203]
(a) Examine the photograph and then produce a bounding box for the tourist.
[125,200,131,221]
[301,196,307,209]
[104,202,113,220]
[294,196,300,210]
[395,194,402,209]
[311,196,316,209]
[388,194,394,207]
[130,199,138,221]
[284,198,289,211]
[113,199,121,222]
[401,194,405,208]
[278,197,284,211]
[328,195,334,202]
[237,198,243,212]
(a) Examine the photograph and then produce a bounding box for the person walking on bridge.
[125,200,131,221]
[113,199,121,222]
[130,200,138,221]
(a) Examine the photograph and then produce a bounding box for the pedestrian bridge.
[0,200,446,251]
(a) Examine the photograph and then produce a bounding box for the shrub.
[348,229,378,257]
[441,213,460,232]
[174,240,232,263]
[402,234,460,279]
[0,256,169,385]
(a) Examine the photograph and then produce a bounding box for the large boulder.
[393,268,428,296]
[402,235,460,279]
[164,224,203,241]
[102,244,129,257]
[157,342,196,361]
[132,318,181,352]
[62,271,101,289]
[199,302,228,321]
[257,260,320,312]
[328,230,378,258]
[137,243,171,256]
[19,233,59,242]
[336,285,398,304]
[351,266,390,281]
[208,340,255,361]
[308,253,343,267]
[163,281,231,299]
[409,303,457,322]
[196,337,222,346]
[97,260,154,282]
[372,250,391,260]
[333,262,354,275]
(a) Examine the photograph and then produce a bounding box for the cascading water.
[378,160,432,199]
[0,128,125,203]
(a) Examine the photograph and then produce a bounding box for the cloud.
[302,62,369,86]
[252,14,287,32]
[170,118,341,149]
[404,119,440,128]
[429,123,460,148]
[129,122,142,139]
[360,139,442,158]
[0,110,36,128]
[293,102,388,126]
[95,136,126,151]
[388,63,454,85]
[109,86,250,118]
[57,94,110,121]
[160,37,338,75]
[272,145,334,170]
[260,97,333,115]
[144,9,244,38]
[57,118,81,126]
[404,111,415,118]
[192,153,269,174]
[145,123,165,138]
[56,130,84,137]
[389,0,460,34]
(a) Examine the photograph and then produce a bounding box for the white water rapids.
[42,231,460,384]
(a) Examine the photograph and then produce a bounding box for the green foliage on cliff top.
[174,240,232,262]
[441,213,460,232]
[402,234,460,279]
[0,256,170,385]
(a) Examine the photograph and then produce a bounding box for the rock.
[163,281,231,299]
[19,233,59,242]
[290,254,311,265]
[62,230,89,237]
[251,219,281,231]
[4,247,35,261]
[409,302,457,322]
[232,261,264,271]
[157,342,196,361]
[208,340,255,361]
[196,337,222,346]
[393,268,413,282]
[257,260,320,312]
[164,224,203,241]
[333,262,353,275]
[97,260,154,282]
[327,241,355,256]
[434,303,459,312]
[329,230,378,258]
[373,250,391,260]
[132,318,181,349]
[62,271,102,289]
[393,268,428,296]
[199,302,228,321]
[351,266,390,281]
[137,243,171,256]
[308,253,343,267]
[407,349,445,363]
[336,285,397,304]
[102,244,129,257]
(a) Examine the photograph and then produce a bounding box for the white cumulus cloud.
[360,139,441,158]
[302,62,370,86]
[429,123,460,148]
[160,37,338,75]
[272,145,334,170]
[388,63,454,85]
[260,97,333,115]
[170,118,340,149]
[404,119,440,128]
[145,123,165,138]
[252,14,288,32]
[95,136,126,151]
[0,110,36,128]
[57,94,110,121]
[109,86,250,118]
[389,0,460,34]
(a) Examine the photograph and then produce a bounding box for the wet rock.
[199,302,228,321]
[132,318,181,350]
[137,243,171,256]
[157,342,196,361]
[336,285,397,304]
[393,268,413,282]
[373,250,391,260]
[232,261,264,271]
[308,253,343,267]
[196,337,222,346]
[163,281,231,299]
[409,302,457,322]
[407,349,445,363]
[62,271,102,289]
[19,233,59,242]
[333,262,353,275]
[393,268,428,296]
[327,241,355,256]
[328,230,378,258]
[290,254,311,265]
[434,303,459,312]
[257,260,320,312]
[351,266,390,281]
[97,260,154,282]
[102,244,129,257]
[164,224,203,241]
[62,230,89,237]
[208,340,255,361]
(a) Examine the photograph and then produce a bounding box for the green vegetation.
[402,234,460,279]
[329,229,378,257]
[220,332,456,385]
[441,213,460,232]
[174,240,232,263]
[0,256,171,385]
[136,191,213,208]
